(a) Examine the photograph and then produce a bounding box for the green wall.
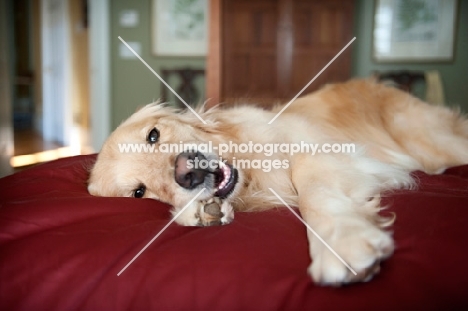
[352,0,468,111]
[110,0,206,129]
[109,0,468,129]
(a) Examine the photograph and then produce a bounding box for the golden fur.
[88,79,468,285]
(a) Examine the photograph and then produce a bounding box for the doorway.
[9,0,91,169]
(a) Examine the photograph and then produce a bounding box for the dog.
[88,79,468,286]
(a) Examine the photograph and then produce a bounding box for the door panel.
[217,0,354,107]
[223,0,278,102]
[290,0,354,96]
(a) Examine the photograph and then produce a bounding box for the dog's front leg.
[292,155,404,286]
[297,188,393,286]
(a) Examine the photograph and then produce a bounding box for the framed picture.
[373,0,458,62]
[152,0,209,57]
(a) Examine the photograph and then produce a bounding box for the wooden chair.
[375,70,425,93]
[161,68,205,108]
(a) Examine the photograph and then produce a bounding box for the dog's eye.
[133,185,146,198]
[147,128,160,144]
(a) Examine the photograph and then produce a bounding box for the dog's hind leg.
[388,102,468,174]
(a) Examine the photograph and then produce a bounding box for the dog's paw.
[173,198,234,227]
[308,219,394,286]
[199,198,234,226]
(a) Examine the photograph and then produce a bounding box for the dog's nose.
[174,151,208,189]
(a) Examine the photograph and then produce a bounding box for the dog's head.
[88,103,242,224]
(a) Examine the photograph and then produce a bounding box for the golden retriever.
[88,79,468,285]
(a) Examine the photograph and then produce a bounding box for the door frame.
[206,0,222,107]
[41,0,73,145]
[89,0,111,152]
[0,0,13,176]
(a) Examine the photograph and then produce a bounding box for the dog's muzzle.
[174,151,238,198]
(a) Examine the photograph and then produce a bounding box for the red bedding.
[1,155,468,310]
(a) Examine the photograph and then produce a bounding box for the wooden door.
[207,0,354,107]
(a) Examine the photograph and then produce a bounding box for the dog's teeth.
[207,198,214,204]
[219,181,225,190]
[217,163,232,191]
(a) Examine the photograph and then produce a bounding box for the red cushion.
[1,155,468,310]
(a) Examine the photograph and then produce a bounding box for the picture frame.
[373,0,458,62]
[152,0,209,57]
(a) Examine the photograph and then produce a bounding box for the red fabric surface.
[1,155,468,310]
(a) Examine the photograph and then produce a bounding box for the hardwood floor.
[14,129,62,156]
[12,128,93,172]
[12,129,64,172]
